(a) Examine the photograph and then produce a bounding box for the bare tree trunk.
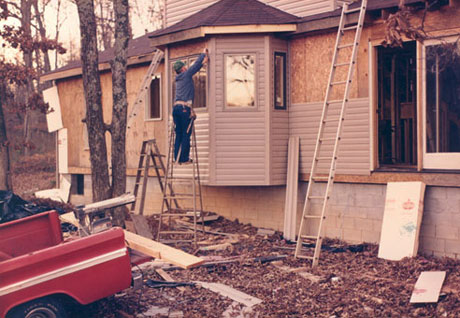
[0,83,12,190]
[110,0,130,226]
[76,0,111,202]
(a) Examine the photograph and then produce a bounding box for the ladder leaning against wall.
[295,0,367,267]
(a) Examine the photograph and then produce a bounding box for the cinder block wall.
[73,174,460,259]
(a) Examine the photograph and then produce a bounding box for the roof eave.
[149,24,297,47]
[40,53,155,83]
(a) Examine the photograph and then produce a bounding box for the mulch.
[70,217,460,318]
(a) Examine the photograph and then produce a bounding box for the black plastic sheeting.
[0,190,66,224]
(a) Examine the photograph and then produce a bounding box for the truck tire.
[7,297,68,318]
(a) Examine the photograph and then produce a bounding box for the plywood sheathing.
[290,28,369,104]
[169,39,207,59]
[58,62,167,171]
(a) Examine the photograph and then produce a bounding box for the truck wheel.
[8,297,68,318]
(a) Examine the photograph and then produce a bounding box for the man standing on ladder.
[172,48,208,164]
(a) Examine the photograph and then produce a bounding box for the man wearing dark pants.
[172,48,208,164]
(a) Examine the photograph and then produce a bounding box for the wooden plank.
[283,136,299,241]
[59,212,80,228]
[410,271,446,303]
[123,230,204,269]
[378,182,426,261]
[195,281,263,307]
[155,269,186,292]
[131,214,153,239]
[82,193,135,214]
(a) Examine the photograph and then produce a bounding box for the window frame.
[145,74,162,121]
[169,54,208,111]
[223,52,258,110]
[274,51,287,110]
[422,36,460,170]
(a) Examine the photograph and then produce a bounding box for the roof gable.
[150,0,299,39]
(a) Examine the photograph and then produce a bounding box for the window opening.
[147,75,161,120]
[274,52,286,110]
[377,42,417,167]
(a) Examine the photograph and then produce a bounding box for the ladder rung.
[333,62,349,67]
[344,7,362,14]
[316,157,335,161]
[159,213,190,217]
[308,195,326,200]
[320,137,336,142]
[312,176,329,181]
[163,195,195,200]
[330,81,347,86]
[301,234,319,240]
[343,25,358,31]
[338,43,354,49]
[303,214,322,219]
[296,255,314,260]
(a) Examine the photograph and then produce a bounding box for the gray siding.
[165,0,337,27]
[213,36,267,185]
[289,98,371,176]
[271,37,289,185]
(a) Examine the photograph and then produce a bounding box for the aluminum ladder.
[157,119,204,246]
[127,49,164,129]
[295,0,367,267]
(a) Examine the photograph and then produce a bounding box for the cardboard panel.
[378,182,426,260]
[43,86,63,132]
[410,271,446,303]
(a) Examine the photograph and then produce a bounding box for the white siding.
[165,0,337,27]
[289,98,371,176]
[271,37,289,185]
[213,36,267,185]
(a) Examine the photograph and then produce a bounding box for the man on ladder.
[172,48,208,164]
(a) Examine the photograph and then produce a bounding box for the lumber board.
[378,182,426,261]
[283,136,299,241]
[123,230,204,269]
[156,269,186,292]
[82,193,135,214]
[410,271,446,303]
[59,212,80,228]
[195,281,262,307]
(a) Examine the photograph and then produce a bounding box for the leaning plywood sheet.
[378,182,426,260]
[410,271,446,303]
[283,136,299,241]
[43,85,63,132]
[35,174,71,203]
[58,129,68,174]
[123,230,204,269]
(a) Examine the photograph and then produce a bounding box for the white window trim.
[145,74,162,122]
[422,36,460,169]
[223,52,258,111]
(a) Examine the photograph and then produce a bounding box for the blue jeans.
[173,105,192,163]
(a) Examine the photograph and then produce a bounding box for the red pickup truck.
[0,211,137,318]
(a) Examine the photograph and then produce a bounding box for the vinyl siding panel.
[212,36,267,185]
[165,0,336,27]
[289,98,371,176]
[271,37,289,184]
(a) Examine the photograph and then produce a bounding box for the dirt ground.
[12,154,460,318]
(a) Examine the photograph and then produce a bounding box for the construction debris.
[410,271,447,303]
[195,281,262,307]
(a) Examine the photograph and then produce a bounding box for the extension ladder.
[130,139,179,216]
[127,49,164,129]
[157,119,204,245]
[295,0,367,267]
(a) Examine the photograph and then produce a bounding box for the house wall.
[165,0,336,27]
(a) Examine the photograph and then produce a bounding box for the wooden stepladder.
[295,0,367,267]
[157,119,204,245]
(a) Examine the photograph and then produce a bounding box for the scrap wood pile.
[75,216,460,318]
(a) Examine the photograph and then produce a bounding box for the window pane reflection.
[426,44,460,153]
[225,54,255,107]
[274,52,286,109]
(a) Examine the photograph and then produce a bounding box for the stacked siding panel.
[165,0,336,27]
[289,98,371,176]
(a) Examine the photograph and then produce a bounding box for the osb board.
[378,182,426,261]
[410,271,446,303]
[57,62,168,171]
[169,39,207,59]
